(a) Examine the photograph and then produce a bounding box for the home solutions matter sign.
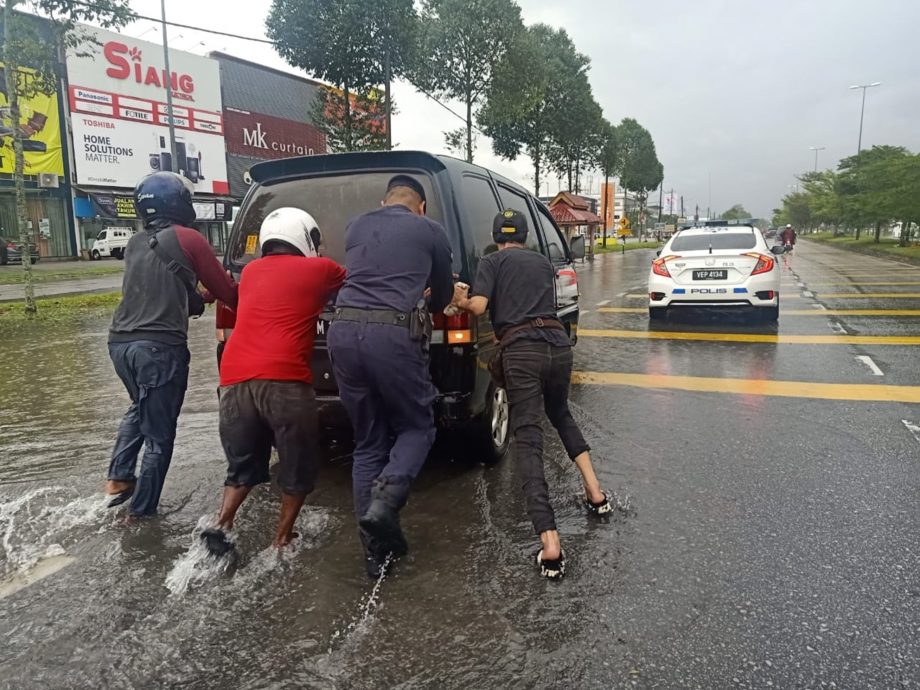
[66,25,229,195]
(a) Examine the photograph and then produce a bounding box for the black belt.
[333,307,410,327]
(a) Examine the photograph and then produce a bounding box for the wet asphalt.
[0,240,918,689]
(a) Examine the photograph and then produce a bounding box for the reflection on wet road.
[1,239,918,688]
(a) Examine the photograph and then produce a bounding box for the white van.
[91,227,134,260]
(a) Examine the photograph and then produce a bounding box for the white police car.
[647,223,787,321]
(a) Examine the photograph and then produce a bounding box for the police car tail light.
[745,253,774,276]
[651,257,673,277]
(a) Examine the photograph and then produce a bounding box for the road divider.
[571,371,920,403]
[578,328,920,345]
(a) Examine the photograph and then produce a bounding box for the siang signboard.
[65,25,229,195]
[224,107,325,161]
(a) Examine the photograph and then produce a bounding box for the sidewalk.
[0,274,123,302]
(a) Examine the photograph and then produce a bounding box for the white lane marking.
[797,282,805,288]
[855,355,884,376]
[812,304,827,311]
[596,300,611,307]
[581,310,591,316]
[901,420,920,445]
[0,555,76,600]
[802,290,815,298]
[829,321,847,334]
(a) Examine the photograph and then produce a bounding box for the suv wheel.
[0,247,7,265]
[468,384,511,465]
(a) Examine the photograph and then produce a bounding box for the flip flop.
[200,528,235,557]
[536,549,566,580]
[106,486,135,508]
[584,492,614,516]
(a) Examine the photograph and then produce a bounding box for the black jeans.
[503,340,590,535]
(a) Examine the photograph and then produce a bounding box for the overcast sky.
[122,0,920,218]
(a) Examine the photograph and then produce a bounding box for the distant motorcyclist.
[780,224,797,249]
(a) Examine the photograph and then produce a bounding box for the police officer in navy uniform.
[327,175,453,577]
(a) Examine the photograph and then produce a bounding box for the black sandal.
[106,486,135,508]
[200,528,235,557]
[584,492,613,516]
[536,549,566,580]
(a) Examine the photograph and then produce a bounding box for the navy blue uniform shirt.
[336,204,454,313]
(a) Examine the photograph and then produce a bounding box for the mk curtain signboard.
[65,25,229,195]
[224,107,324,161]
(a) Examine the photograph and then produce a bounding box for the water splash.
[164,516,236,596]
[0,487,109,580]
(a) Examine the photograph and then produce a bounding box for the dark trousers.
[107,340,190,516]
[327,321,437,519]
[219,379,319,495]
[503,340,590,535]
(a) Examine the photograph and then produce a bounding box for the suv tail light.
[652,255,679,277]
[215,301,236,341]
[744,253,775,276]
[557,267,577,289]
[432,310,475,345]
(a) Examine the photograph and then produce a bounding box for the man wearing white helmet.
[201,207,345,555]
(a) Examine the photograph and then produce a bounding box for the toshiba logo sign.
[103,42,195,100]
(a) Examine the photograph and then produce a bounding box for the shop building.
[66,25,233,254]
[213,53,327,202]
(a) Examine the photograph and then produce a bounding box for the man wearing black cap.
[327,174,453,577]
[452,209,611,580]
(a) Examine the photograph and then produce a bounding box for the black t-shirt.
[471,247,570,347]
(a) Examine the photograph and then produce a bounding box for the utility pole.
[658,182,663,222]
[850,82,881,154]
[160,0,179,173]
[809,146,826,172]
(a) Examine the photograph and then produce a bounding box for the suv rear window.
[670,232,757,251]
[227,172,443,266]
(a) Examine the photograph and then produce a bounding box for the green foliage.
[618,118,663,194]
[777,146,920,245]
[479,24,589,193]
[308,86,389,153]
[267,0,415,151]
[414,0,524,162]
[720,204,752,221]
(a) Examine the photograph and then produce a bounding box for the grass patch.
[0,291,120,323]
[593,240,662,254]
[0,264,123,285]
[803,234,920,264]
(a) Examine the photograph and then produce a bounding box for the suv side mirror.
[770,245,785,256]
[656,249,662,257]
[570,234,586,260]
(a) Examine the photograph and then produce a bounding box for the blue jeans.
[107,340,190,516]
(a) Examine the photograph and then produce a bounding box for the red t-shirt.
[219,254,346,386]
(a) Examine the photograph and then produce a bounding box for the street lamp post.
[160,0,179,174]
[809,146,826,172]
[849,82,881,154]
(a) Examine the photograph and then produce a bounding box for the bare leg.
[573,451,606,503]
[105,479,134,495]
[273,492,307,548]
[216,485,253,531]
[540,529,562,560]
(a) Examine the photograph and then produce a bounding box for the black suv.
[217,151,584,462]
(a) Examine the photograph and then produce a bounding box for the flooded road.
[1,241,919,688]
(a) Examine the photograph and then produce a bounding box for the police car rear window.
[670,233,757,251]
[227,172,443,266]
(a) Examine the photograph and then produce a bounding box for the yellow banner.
[0,64,65,176]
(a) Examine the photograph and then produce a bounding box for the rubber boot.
[359,528,391,579]
[358,477,409,557]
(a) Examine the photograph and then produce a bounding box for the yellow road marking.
[816,293,920,299]
[571,371,920,403]
[805,282,920,286]
[578,328,920,345]
[595,307,920,316]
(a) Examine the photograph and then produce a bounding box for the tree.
[309,86,389,152]
[2,1,133,315]
[414,0,524,162]
[617,118,663,234]
[267,0,416,152]
[544,85,605,193]
[479,24,590,194]
[596,121,620,245]
[720,204,751,220]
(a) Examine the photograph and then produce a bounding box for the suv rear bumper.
[316,392,475,430]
